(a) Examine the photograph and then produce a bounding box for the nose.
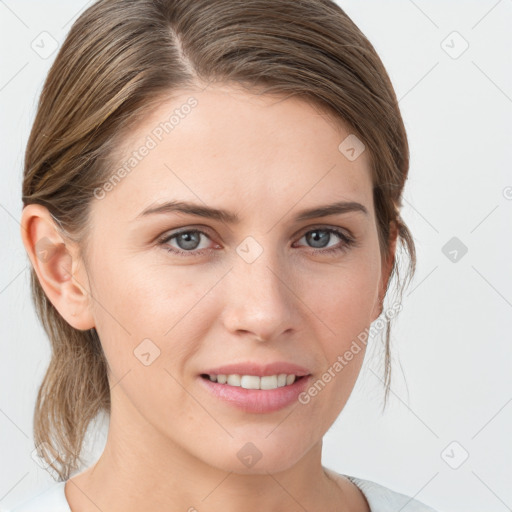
[221,247,297,342]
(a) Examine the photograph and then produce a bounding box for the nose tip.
[221,256,297,342]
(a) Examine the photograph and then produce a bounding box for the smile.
[201,373,302,390]
[199,373,311,414]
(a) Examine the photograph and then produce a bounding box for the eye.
[157,226,356,258]
[158,229,217,257]
[294,227,356,255]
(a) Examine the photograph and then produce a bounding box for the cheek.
[309,257,380,336]
[90,252,188,329]
[301,252,380,407]
[298,270,376,422]
[86,260,209,419]
[87,255,222,373]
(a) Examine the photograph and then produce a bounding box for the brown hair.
[22,0,416,481]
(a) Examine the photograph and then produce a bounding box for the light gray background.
[1,1,511,511]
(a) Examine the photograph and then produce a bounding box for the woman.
[12,0,437,510]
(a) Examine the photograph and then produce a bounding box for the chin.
[195,431,314,476]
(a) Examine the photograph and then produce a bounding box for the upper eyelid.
[158,226,215,243]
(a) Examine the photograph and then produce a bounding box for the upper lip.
[201,362,311,377]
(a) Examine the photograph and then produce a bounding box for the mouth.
[198,365,312,413]
[200,373,307,390]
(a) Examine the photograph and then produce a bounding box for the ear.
[20,204,95,331]
[371,220,399,322]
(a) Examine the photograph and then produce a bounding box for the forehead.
[94,84,374,223]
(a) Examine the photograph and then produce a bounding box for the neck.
[65,394,362,511]
[67,443,347,512]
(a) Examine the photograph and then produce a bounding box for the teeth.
[227,374,241,386]
[241,375,260,389]
[260,375,277,390]
[206,373,299,390]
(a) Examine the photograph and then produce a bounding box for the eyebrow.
[135,200,368,223]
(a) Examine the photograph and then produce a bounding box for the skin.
[21,84,397,511]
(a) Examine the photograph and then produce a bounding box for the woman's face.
[78,84,390,474]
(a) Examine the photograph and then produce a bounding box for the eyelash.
[157,226,356,258]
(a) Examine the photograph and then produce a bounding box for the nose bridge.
[224,234,295,339]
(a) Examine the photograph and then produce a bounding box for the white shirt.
[2,475,438,511]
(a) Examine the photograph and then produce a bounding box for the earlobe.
[20,204,95,331]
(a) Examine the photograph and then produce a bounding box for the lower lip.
[198,375,311,413]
